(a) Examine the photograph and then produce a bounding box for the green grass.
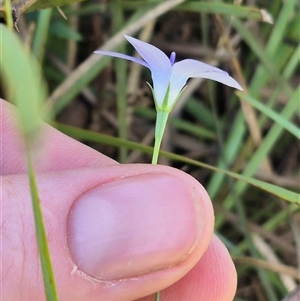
[1,0,299,300]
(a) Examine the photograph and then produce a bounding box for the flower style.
[94,35,243,111]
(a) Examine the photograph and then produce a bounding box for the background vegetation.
[1,0,299,300]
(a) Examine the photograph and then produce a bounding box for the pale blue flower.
[95,35,242,110]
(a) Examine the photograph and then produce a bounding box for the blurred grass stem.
[3,0,13,29]
[26,145,59,301]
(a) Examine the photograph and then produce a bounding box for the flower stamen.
[169,52,176,65]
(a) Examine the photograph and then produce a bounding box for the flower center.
[169,52,176,65]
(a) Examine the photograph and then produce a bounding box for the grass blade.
[55,122,300,206]
[237,92,300,139]
[1,24,58,301]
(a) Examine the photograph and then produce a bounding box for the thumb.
[2,164,214,301]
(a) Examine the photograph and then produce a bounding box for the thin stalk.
[151,110,169,165]
[152,109,170,301]
[3,0,13,29]
[26,143,58,301]
[155,291,160,301]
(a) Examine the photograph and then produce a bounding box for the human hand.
[1,99,236,301]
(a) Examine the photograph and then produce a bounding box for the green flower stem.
[152,109,169,301]
[151,109,170,165]
[155,291,161,301]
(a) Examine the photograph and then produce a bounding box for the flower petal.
[124,35,170,75]
[94,50,149,68]
[124,35,172,105]
[171,59,243,91]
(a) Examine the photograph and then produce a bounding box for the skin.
[1,98,237,301]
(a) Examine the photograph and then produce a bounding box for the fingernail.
[67,172,203,280]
